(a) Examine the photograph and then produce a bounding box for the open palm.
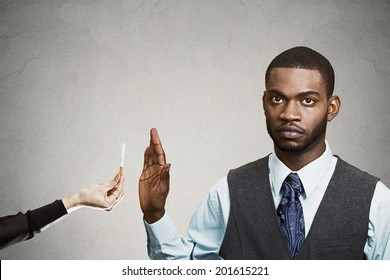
[139,128,170,223]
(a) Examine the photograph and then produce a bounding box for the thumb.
[102,173,120,194]
[160,163,171,190]
[107,173,120,188]
[111,173,120,184]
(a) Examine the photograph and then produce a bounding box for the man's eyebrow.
[266,89,320,98]
[266,89,285,96]
[296,91,321,98]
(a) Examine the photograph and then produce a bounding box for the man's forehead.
[268,68,322,83]
[266,67,326,94]
[269,67,321,76]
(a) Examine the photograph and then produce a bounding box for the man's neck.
[274,141,326,171]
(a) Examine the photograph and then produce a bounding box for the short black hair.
[265,46,335,97]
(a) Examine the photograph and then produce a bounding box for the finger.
[100,179,117,194]
[115,175,125,193]
[108,173,125,194]
[108,173,120,189]
[105,192,124,211]
[143,146,149,170]
[106,173,122,195]
[110,173,120,184]
[106,186,125,210]
[150,128,166,165]
[150,128,160,146]
[109,174,125,195]
[106,193,124,212]
[146,146,154,167]
[119,173,125,184]
[110,185,125,200]
[106,177,125,204]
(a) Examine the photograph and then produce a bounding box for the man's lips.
[276,124,305,139]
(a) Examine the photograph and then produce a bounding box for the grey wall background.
[0,0,389,259]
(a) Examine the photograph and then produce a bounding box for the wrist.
[62,191,82,210]
[144,209,165,224]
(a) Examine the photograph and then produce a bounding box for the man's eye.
[303,98,315,105]
[272,96,283,103]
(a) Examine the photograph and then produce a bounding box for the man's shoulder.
[226,155,271,192]
[228,155,271,179]
[333,156,380,184]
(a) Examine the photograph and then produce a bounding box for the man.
[1,172,125,250]
[139,46,390,259]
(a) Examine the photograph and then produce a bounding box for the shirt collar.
[269,141,334,198]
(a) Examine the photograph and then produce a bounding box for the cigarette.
[120,143,125,175]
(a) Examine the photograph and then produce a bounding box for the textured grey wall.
[0,0,389,259]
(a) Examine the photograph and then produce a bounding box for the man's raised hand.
[139,128,171,223]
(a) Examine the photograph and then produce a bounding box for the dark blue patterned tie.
[277,173,305,258]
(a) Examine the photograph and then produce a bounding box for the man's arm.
[139,128,231,260]
[364,181,390,259]
[144,177,230,260]
[139,128,192,259]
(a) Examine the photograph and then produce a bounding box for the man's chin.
[274,141,308,154]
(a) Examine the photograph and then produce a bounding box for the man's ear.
[327,95,341,121]
[262,90,267,111]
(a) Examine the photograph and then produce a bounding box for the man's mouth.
[276,124,305,139]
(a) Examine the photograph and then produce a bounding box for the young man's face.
[263,67,331,155]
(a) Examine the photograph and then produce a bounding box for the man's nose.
[280,101,301,122]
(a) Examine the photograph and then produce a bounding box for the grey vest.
[219,156,378,260]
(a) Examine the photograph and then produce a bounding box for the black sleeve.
[0,200,68,250]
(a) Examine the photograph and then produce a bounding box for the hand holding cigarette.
[62,172,125,212]
[62,144,127,212]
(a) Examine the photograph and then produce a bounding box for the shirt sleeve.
[0,200,68,250]
[144,176,230,260]
[364,181,390,259]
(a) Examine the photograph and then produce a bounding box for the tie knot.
[281,173,304,198]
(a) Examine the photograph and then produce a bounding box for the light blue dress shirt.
[144,144,390,260]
